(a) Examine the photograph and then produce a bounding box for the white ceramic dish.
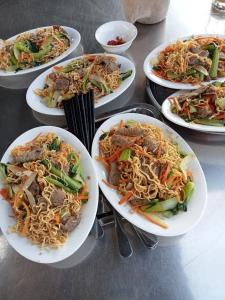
[143,34,225,90]
[26,53,135,116]
[0,26,81,89]
[0,126,98,263]
[91,113,207,237]
[95,21,137,54]
[162,90,225,133]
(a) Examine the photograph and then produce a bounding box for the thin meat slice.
[12,147,42,164]
[129,197,150,206]
[196,105,214,118]
[61,214,80,232]
[109,162,120,186]
[115,127,144,137]
[176,86,208,102]
[143,137,159,154]
[55,77,70,91]
[50,189,66,207]
[111,134,136,147]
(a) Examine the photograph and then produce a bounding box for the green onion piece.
[118,148,131,161]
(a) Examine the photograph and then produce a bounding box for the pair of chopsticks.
[63,90,104,239]
[63,90,95,153]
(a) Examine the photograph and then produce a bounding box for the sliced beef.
[188,56,201,66]
[55,77,70,92]
[61,211,71,224]
[12,147,42,164]
[125,182,133,190]
[190,46,201,54]
[177,86,208,102]
[152,162,162,177]
[109,162,120,186]
[50,189,66,207]
[37,196,47,211]
[143,137,159,153]
[61,214,80,232]
[111,134,136,147]
[129,197,150,206]
[28,179,40,198]
[95,56,118,73]
[199,50,209,57]
[115,127,144,137]
[196,105,214,118]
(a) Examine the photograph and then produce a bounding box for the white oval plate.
[0,126,98,263]
[26,54,136,115]
[0,26,81,76]
[91,113,207,237]
[143,34,225,90]
[162,91,225,133]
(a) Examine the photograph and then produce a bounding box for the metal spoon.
[132,225,158,249]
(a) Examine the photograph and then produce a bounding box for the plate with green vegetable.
[26,54,135,115]
[144,34,225,90]
[162,81,225,133]
[0,26,81,89]
[0,126,98,263]
[92,113,207,237]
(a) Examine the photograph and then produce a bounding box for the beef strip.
[12,147,42,164]
[109,162,120,186]
[115,127,144,137]
[111,134,136,147]
[176,86,209,102]
[188,56,201,66]
[61,214,80,232]
[129,197,150,206]
[199,50,209,57]
[196,105,214,118]
[152,162,162,177]
[143,137,159,153]
[189,46,201,54]
[54,77,70,92]
[95,56,118,73]
[28,179,40,198]
[37,196,47,211]
[50,189,66,207]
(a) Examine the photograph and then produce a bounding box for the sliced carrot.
[159,163,171,184]
[157,142,162,158]
[215,113,225,120]
[106,148,122,162]
[53,66,63,71]
[119,191,133,205]
[119,120,124,128]
[0,188,11,201]
[137,208,168,229]
[102,179,118,190]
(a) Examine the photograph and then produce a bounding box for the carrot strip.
[0,188,11,201]
[215,113,225,120]
[102,179,118,190]
[137,208,168,229]
[157,142,162,158]
[107,148,122,162]
[119,191,133,205]
[54,213,60,224]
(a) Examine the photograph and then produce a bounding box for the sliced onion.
[23,172,37,190]
[193,65,209,76]
[7,165,24,176]
[24,188,36,211]
[180,155,193,181]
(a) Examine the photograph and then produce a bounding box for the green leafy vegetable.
[120,69,132,80]
[46,177,75,194]
[41,159,82,190]
[183,181,195,202]
[194,118,225,126]
[143,198,177,212]
[48,137,61,151]
[0,163,7,181]
[119,148,131,161]
[209,45,219,78]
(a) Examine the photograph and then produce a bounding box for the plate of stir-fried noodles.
[92,113,207,237]
[0,126,98,263]
[144,34,225,89]
[26,53,135,115]
[162,81,225,133]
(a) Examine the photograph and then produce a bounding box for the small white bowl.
[0,26,81,89]
[95,21,137,54]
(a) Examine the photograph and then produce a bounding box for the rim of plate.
[162,90,225,133]
[143,33,225,90]
[26,53,136,116]
[0,126,98,263]
[0,26,81,76]
[91,113,207,237]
